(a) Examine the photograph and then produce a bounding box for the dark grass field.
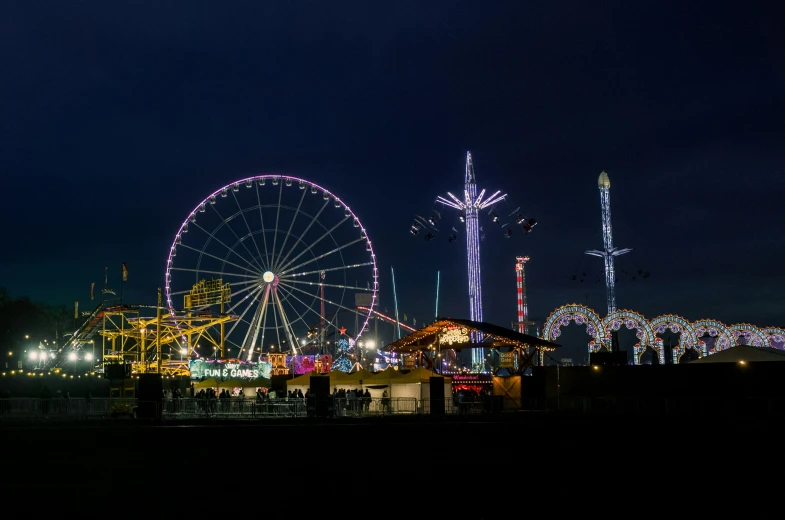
[3,411,782,496]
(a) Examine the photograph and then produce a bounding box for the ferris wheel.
[165,175,378,361]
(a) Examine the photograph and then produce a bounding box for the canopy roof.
[194,377,218,389]
[286,370,347,387]
[383,318,561,353]
[394,367,452,384]
[220,378,250,388]
[341,368,375,383]
[362,366,405,386]
[691,345,785,363]
[245,376,271,388]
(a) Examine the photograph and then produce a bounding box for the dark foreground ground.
[2,410,784,510]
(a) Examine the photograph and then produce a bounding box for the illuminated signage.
[499,351,515,368]
[450,374,493,383]
[439,326,469,345]
[189,359,271,381]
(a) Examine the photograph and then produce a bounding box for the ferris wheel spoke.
[177,243,262,278]
[253,183,272,272]
[272,198,330,272]
[275,283,334,330]
[240,285,270,361]
[269,288,283,354]
[270,187,307,273]
[278,280,365,327]
[280,236,364,276]
[224,283,263,317]
[255,290,272,362]
[223,286,264,348]
[231,188,267,272]
[269,182,284,271]
[223,278,261,290]
[272,288,300,355]
[168,267,259,280]
[276,215,351,274]
[282,278,373,292]
[224,282,262,306]
[205,206,266,273]
[281,262,374,279]
[274,285,348,347]
[194,220,261,269]
[269,284,311,333]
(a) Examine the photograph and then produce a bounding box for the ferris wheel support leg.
[243,285,270,362]
[272,288,300,356]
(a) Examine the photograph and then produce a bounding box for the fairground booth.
[286,366,451,402]
[383,318,561,409]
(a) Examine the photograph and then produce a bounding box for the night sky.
[2,1,784,361]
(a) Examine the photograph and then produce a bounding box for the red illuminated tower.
[515,256,530,334]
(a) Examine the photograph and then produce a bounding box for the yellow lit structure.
[99,283,237,377]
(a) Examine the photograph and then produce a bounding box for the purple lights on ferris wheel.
[165,174,379,360]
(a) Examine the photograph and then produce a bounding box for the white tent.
[389,367,452,401]
[361,366,404,398]
[286,371,352,395]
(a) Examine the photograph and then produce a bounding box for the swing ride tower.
[585,171,631,315]
[436,152,507,370]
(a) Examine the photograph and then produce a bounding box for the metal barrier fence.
[0,396,464,420]
[0,397,136,420]
[5,395,780,421]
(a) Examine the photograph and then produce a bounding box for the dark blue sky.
[2,1,784,360]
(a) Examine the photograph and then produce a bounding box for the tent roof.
[383,318,561,353]
[342,368,375,383]
[219,378,249,387]
[244,377,271,388]
[395,367,452,384]
[286,371,344,386]
[193,377,218,388]
[362,366,405,385]
[691,345,785,363]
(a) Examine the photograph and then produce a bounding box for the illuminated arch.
[649,314,698,364]
[636,343,665,365]
[727,323,768,348]
[602,309,655,365]
[691,319,733,356]
[543,304,605,353]
[761,327,785,350]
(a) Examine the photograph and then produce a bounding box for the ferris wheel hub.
[262,271,275,283]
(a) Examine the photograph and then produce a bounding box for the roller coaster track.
[357,306,416,333]
[49,301,141,368]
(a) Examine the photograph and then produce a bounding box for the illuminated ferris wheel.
[165,175,378,361]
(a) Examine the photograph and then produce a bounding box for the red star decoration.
[339,327,347,335]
